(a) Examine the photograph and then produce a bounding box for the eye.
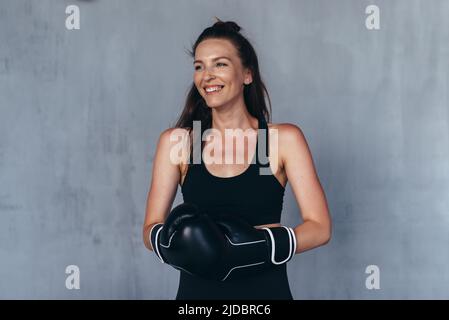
[194,65,202,71]
[216,62,227,67]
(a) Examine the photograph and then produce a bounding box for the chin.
[204,96,234,109]
[203,99,225,109]
[205,101,221,107]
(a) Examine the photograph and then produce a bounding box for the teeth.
[206,86,223,93]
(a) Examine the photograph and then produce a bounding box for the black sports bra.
[181,118,285,226]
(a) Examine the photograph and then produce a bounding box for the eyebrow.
[193,56,231,64]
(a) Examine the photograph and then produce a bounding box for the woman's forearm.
[293,219,331,254]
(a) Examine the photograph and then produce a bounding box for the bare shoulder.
[157,127,191,173]
[267,122,308,166]
[268,122,307,145]
[159,127,190,145]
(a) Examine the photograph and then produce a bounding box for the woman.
[143,19,331,300]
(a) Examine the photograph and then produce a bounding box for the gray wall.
[1,0,448,299]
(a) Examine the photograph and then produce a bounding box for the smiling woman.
[143,18,331,300]
[177,19,270,137]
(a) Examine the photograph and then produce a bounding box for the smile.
[205,85,224,94]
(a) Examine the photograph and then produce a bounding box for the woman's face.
[193,38,252,108]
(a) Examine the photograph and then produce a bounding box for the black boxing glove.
[206,214,297,281]
[149,203,226,277]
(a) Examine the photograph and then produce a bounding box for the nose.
[202,65,216,81]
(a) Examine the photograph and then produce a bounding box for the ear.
[244,68,253,85]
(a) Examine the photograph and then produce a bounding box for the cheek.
[230,71,244,84]
[193,74,202,89]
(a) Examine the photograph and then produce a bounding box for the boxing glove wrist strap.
[261,226,297,265]
[149,223,165,263]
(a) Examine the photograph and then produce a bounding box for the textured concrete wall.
[0,0,448,299]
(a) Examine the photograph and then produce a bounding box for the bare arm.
[280,124,332,254]
[142,128,188,251]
